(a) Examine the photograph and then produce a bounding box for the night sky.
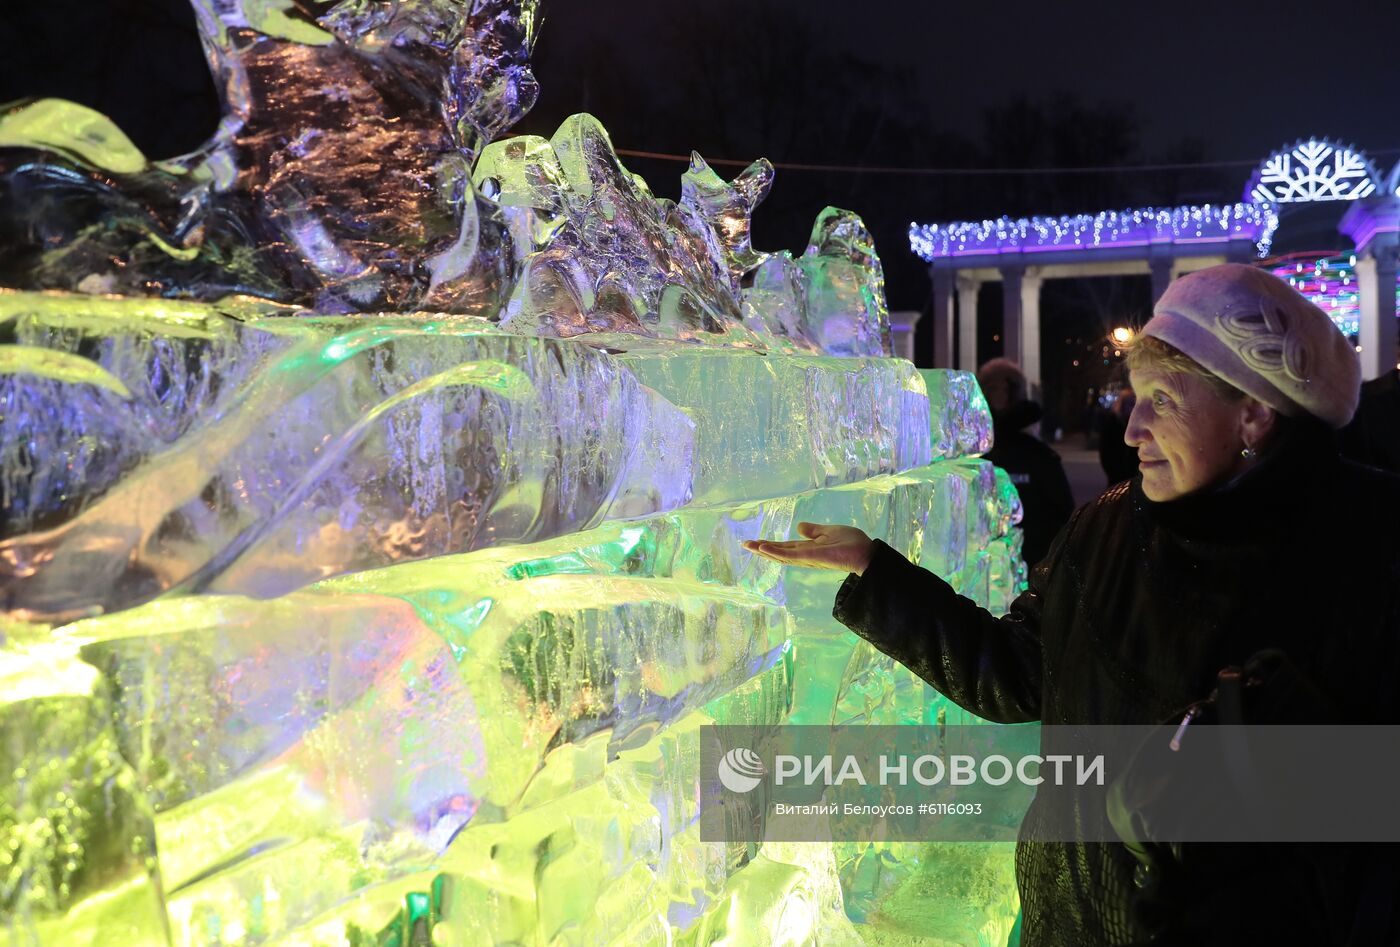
[529,0,1400,160]
[3,0,1397,425]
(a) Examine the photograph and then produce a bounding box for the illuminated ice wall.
[0,2,1025,944]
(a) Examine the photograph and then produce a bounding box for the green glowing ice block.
[0,643,169,945]
[2,293,1022,945]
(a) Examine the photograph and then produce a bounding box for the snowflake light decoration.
[1247,139,1380,203]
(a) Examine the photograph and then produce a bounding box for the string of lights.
[495,130,1400,184]
[525,139,1400,177]
[1271,253,1400,338]
[611,148,1278,175]
[908,203,1280,261]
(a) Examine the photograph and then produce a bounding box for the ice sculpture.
[682,154,773,284]
[472,116,890,353]
[0,0,540,311]
[0,1,1022,944]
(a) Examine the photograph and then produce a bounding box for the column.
[1354,245,1399,380]
[1021,273,1044,395]
[930,266,955,368]
[955,276,980,370]
[1000,265,1024,365]
[1149,256,1174,303]
[1339,199,1400,380]
[887,310,923,363]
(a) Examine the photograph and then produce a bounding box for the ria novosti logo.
[716,748,1104,791]
[717,747,766,793]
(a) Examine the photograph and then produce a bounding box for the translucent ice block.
[919,368,994,459]
[618,346,931,505]
[1,304,695,620]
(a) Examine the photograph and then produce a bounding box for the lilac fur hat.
[1141,263,1362,428]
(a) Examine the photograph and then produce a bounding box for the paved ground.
[1051,437,1111,509]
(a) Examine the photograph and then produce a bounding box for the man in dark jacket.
[1097,387,1141,486]
[1340,367,1400,474]
[976,358,1075,566]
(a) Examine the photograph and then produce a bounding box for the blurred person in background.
[1097,378,1140,486]
[975,358,1075,566]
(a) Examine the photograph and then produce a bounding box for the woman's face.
[1125,368,1249,501]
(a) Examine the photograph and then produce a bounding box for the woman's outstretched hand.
[742,522,876,575]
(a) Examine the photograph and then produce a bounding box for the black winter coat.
[1341,369,1400,475]
[833,425,1400,946]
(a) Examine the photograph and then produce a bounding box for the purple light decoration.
[1271,253,1400,338]
[908,202,1280,262]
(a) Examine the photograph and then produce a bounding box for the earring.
[1240,446,1257,460]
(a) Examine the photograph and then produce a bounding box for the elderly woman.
[745,264,1400,946]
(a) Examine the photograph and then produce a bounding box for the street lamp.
[1110,326,1134,346]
